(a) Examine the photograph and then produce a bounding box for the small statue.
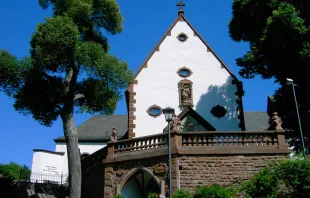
[271,112,283,129]
[181,84,192,105]
[171,114,182,132]
[111,126,117,141]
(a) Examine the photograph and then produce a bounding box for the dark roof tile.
[54,115,128,142]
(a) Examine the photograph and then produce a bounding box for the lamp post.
[163,107,175,197]
[286,78,306,158]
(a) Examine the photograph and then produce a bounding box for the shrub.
[194,184,235,198]
[172,189,192,198]
[113,195,125,198]
[276,159,310,197]
[241,167,278,198]
[148,192,159,198]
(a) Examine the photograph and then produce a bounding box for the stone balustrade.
[82,129,289,170]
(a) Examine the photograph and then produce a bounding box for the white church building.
[30,6,271,184]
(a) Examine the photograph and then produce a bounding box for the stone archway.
[118,167,160,198]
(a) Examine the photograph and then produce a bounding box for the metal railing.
[30,172,68,185]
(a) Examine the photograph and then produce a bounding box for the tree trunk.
[61,113,81,198]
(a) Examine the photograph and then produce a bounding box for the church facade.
[30,5,289,198]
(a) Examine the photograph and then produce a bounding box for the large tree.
[0,162,31,181]
[229,0,310,151]
[0,0,132,197]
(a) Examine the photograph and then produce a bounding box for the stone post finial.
[272,112,283,130]
[111,126,117,141]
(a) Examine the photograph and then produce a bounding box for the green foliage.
[194,184,235,198]
[0,162,31,181]
[0,1,132,197]
[113,195,125,198]
[148,192,159,198]
[241,159,310,197]
[229,0,310,151]
[172,189,192,198]
[276,159,310,197]
[242,167,278,198]
[0,0,132,126]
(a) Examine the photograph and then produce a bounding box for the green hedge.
[113,195,125,198]
[242,158,310,197]
[194,184,235,198]
[172,189,192,198]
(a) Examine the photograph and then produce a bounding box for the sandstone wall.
[177,155,287,193]
[82,154,288,197]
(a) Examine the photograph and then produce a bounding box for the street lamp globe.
[286,78,293,85]
[163,107,175,122]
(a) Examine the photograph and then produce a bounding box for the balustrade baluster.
[229,135,233,146]
[233,135,238,146]
[223,135,228,146]
[207,136,212,146]
[267,136,272,145]
[198,136,202,146]
[188,136,192,146]
[193,136,197,146]
[263,135,267,146]
[254,135,258,145]
[259,135,264,145]
[217,136,222,146]
[247,135,252,146]
[212,136,217,146]
[202,135,207,146]
[182,136,187,146]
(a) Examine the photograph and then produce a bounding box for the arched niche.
[178,79,193,107]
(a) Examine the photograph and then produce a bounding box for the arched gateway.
[118,167,160,198]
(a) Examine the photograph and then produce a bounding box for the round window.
[147,105,162,117]
[177,67,192,78]
[179,69,191,77]
[178,33,188,42]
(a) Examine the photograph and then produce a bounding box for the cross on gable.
[176,0,185,15]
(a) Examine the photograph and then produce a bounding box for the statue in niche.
[111,126,117,141]
[171,114,182,132]
[179,83,192,106]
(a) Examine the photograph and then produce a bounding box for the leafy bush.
[241,167,278,198]
[113,195,125,198]
[148,192,159,198]
[0,162,30,181]
[194,184,235,198]
[276,159,310,197]
[172,189,192,198]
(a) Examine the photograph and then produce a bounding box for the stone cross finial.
[111,126,117,141]
[271,112,283,130]
[176,0,185,15]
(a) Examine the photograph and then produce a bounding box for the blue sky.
[0,0,279,168]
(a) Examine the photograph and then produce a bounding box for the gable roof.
[163,107,216,132]
[54,115,128,143]
[55,112,269,142]
[133,14,239,81]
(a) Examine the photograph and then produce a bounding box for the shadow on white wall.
[195,76,240,131]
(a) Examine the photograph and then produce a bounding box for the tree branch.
[42,72,55,82]
[89,16,105,23]
[74,94,85,101]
